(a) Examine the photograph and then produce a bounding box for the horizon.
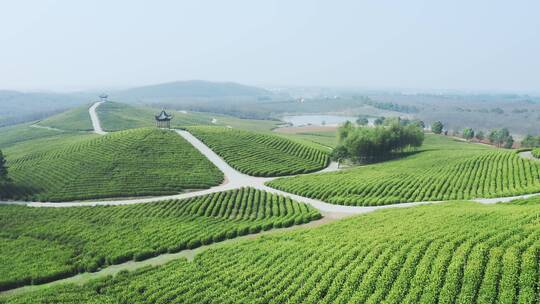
[3,79,540,97]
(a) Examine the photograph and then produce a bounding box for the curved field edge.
[0,187,321,291]
[187,126,330,177]
[267,135,540,206]
[4,200,540,303]
[0,128,224,202]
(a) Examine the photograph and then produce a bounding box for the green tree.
[335,121,424,163]
[0,150,8,182]
[431,121,443,134]
[462,128,475,141]
[411,119,425,129]
[475,131,485,141]
[521,135,540,148]
[356,117,369,126]
[374,117,385,126]
[488,128,512,148]
[504,136,514,149]
[338,121,354,141]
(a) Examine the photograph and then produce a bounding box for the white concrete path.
[89,101,107,135]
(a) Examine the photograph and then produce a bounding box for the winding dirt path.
[89,101,107,135]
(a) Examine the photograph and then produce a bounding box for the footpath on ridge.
[89,101,107,135]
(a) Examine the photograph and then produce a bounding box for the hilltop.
[114,80,272,102]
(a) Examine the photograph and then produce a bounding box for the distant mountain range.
[114,80,272,102]
[0,81,278,127]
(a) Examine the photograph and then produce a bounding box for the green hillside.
[1,128,223,201]
[5,200,540,303]
[0,188,320,290]
[188,126,330,176]
[37,105,93,131]
[96,101,281,132]
[97,102,214,131]
[268,135,540,206]
[0,123,71,149]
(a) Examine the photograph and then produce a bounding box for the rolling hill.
[114,80,273,102]
[268,134,540,205]
[1,128,223,201]
[188,126,330,177]
[0,188,319,290]
[5,199,540,303]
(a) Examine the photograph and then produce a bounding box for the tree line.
[332,118,424,163]
[429,120,514,149]
[0,150,8,185]
[458,127,513,148]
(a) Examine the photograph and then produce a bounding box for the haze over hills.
[114,80,273,102]
[0,80,279,127]
[3,79,540,136]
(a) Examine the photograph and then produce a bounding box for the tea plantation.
[96,102,215,131]
[268,135,540,205]
[0,128,223,201]
[0,187,320,291]
[188,126,330,176]
[4,199,540,303]
[37,105,94,131]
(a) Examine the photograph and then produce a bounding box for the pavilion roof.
[155,110,173,121]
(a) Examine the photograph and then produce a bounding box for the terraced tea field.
[0,128,223,201]
[188,126,330,176]
[96,102,216,131]
[5,199,540,303]
[38,105,93,131]
[0,188,319,290]
[268,135,540,205]
[95,101,282,132]
[0,123,69,149]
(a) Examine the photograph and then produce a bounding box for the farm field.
[187,126,330,177]
[0,188,320,291]
[37,105,93,131]
[97,102,215,131]
[0,123,73,149]
[4,199,540,303]
[268,134,540,206]
[274,128,339,149]
[0,128,223,201]
[96,101,282,132]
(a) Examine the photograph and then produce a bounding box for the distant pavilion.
[155,110,173,129]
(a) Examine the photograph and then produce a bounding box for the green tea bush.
[188,126,329,176]
[0,188,319,290]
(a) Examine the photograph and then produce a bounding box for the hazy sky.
[1,0,539,92]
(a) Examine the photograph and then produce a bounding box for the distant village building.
[155,110,173,129]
